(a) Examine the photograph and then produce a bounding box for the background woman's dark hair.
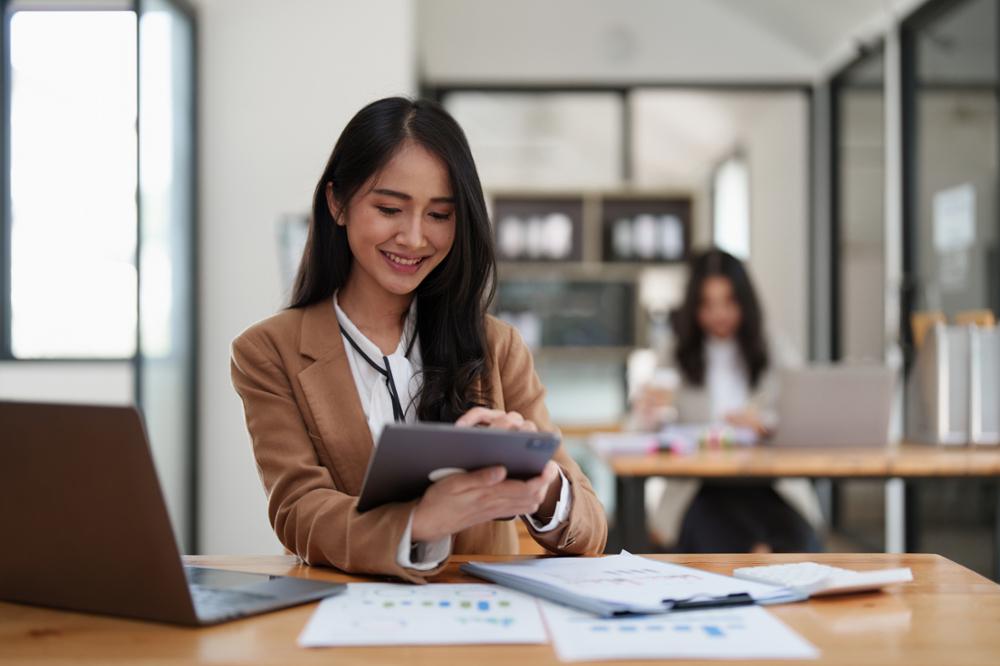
[289,96,496,422]
[672,248,769,388]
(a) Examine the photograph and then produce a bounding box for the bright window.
[8,11,137,358]
[712,155,750,260]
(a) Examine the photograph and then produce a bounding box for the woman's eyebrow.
[372,187,454,204]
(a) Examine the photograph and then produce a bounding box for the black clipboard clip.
[666,592,755,612]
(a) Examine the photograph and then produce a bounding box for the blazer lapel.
[297,300,373,495]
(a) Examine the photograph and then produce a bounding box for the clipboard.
[461,553,806,617]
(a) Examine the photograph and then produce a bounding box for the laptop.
[769,366,896,447]
[0,401,344,626]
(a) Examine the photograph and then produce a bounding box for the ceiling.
[418,0,926,84]
[711,0,891,62]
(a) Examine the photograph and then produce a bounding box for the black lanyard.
[339,327,417,423]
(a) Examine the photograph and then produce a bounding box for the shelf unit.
[489,189,693,352]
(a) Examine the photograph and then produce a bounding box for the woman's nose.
[396,214,427,248]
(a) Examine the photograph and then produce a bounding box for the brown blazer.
[230,300,608,583]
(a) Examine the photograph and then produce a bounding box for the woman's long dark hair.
[289,97,496,422]
[673,249,769,388]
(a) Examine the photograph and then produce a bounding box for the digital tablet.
[356,422,560,513]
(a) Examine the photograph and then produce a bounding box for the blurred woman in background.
[641,248,822,553]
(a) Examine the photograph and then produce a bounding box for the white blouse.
[704,337,750,421]
[333,294,571,571]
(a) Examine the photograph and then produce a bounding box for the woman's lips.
[381,249,426,274]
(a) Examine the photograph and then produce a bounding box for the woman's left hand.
[724,408,771,437]
[455,407,562,521]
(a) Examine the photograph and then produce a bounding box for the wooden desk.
[608,444,1000,479]
[604,444,1000,575]
[2,553,999,665]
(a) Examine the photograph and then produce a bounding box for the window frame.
[0,0,200,554]
[0,0,10,360]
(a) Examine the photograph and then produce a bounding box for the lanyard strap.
[339,327,413,423]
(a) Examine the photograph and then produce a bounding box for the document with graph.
[298,583,547,647]
[462,552,805,617]
[540,602,818,661]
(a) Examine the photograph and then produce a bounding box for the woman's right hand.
[630,383,675,431]
[410,464,557,543]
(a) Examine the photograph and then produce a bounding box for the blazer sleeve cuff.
[396,508,453,571]
[523,468,572,532]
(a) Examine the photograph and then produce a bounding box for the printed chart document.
[540,602,819,661]
[298,583,547,647]
[462,552,803,616]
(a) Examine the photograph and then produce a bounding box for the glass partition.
[137,0,196,552]
[899,0,999,579]
[903,0,998,350]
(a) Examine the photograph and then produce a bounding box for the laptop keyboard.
[190,585,278,621]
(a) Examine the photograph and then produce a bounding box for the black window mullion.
[899,17,918,375]
[1,0,12,360]
[829,73,842,363]
[132,0,142,404]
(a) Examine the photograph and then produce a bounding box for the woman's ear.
[325,182,345,226]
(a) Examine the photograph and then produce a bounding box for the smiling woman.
[229,97,607,583]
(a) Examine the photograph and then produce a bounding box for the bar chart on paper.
[540,603,819,661]
[298,583,548,647]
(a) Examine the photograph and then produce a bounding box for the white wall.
[743,95,810,356]
[194,0,416,555]
[0,361,133,404]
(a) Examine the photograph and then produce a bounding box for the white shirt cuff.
[397,508,452,571]
[524,468,572,532]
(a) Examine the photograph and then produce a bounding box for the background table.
[604,443,1000,576]
[2,553,1000,665]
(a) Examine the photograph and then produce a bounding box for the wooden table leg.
[904,480,921,552]
[829,479,842,530]
[994,481,1000,582]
